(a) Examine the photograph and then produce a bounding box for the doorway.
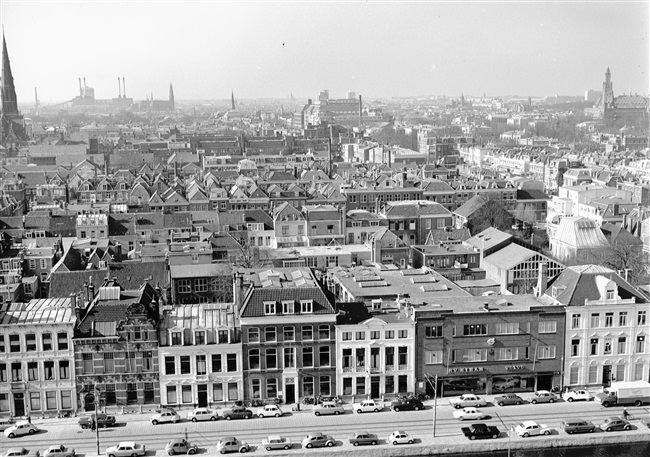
[13,393,25,416]
[536,374,553,391]
[602,365,612,386]
[371,376,380,398]
[285,378,295,404]
[197,385,207,407]
[84,393,95,411]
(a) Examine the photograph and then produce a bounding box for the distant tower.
[602,67,615,116]
[1,32,27,146]
[460,92,465,105]
[169,83,175,111]
[528,95,532,107]
[231,90,236,110]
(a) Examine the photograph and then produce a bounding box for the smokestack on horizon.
[122,77,126,98]
[35,87,38,108]
[358,95,362,128]
[83,77,87,90]
[78,77,82,96]
[118,77,122,98]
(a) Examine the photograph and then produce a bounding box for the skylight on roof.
[420,284,449,292]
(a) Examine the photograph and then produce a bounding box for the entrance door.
[602,365,612,386]
[285,378,295,404]
[536,374,553,391]
[371,376,380,398]
[13,393,25,416]
[84,393,95,411]
[197,385,208,407]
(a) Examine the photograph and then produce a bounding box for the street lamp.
[84,388,102,455]
[424,373,438,438]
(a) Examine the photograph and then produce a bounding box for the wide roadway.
[3,400,648,455]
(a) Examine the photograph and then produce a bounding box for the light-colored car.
[105,442,146,457]
[215,437,249,454]
[151,410,181,425]
[187,408,218,422]
[256,404,284,418]
[448,394,488,409]
[599,417,632,432]
[301,433,335,449]
[388,431,414,445]
[42,446,75,457]
[261,436,292,451]
[515,421,551,437]
[4,448,39,457]
[313,401,344,416]
[353,399,383,414]
[562,389,593,402]
[4,421,39,439]
[453,407,489,421]
[530,390,558,404]
[165,439,198,455]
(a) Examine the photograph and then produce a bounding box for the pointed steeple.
[2,31,19,115]
[168,83,174,111]
[231,90,236,110]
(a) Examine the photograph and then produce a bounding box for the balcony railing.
[398,364,408,371]
[385,365,395,371]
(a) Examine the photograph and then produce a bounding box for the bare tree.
[233,237,269,268]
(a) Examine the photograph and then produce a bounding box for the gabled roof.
[554,216,609,249]
[453,194,491,218]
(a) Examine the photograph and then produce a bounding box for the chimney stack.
[35,87,38,108]
[88,276,95,301]
[234,272,244,311]
[358,95,362,128]
[536,262,548,296]
[122,77,126,98]
[83,77,87,90]
[118,77,122,98]
[78,77,83,97]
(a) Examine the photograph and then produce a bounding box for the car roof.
[268,435,282,440]
[14,421,31,426]
[394,430,406,434]
[220,437,237,441]
[308,432,324,437]
[6,448,26,453]
[520,421,538,426]
[536,390,550,394]
[119,442,136,447]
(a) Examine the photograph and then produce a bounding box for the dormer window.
[282,300,294,314]
[264,301,276,315]
[606,290,614,300]
[300,300,313,314]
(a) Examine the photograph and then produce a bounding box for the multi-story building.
[336,302,416,399]
[345,210,386,244]
[302,205,345,247]
[76,212,109,240]
[540,265,650,388]
[158,303,243,408]
[272,202,308,248]
[382,201,453,246]
[169,263,232,304]
[236,267,337,404]
[0,298,77,417]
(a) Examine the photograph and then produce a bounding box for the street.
[2,399,649,456]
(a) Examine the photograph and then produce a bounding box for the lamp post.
[424,373,438,438]
[84,388,101,455]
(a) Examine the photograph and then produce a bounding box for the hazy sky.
[2,1,649,103]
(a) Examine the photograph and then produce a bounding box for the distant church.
[1,33,28,147]
[587,67,648,121]
[134,84,175,112]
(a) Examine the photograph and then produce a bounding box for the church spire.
[231,90,236,110]
[2,31,19,116]
[169,83,174,111]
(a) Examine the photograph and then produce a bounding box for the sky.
[2,0,649,103]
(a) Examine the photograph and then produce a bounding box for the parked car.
[515,421,551,437]
[495,393,524,406]
[220,406,253,420]
[215,437,249,454]
[78,413,116,429]
[390,398,424,412]
[261,436,292,451]
[349,432,379,446]
[151,410,181,425]
[493,378,518,391]
[530,390,558,404]
[353,399,383,414]
[187,408,218,422]
[42,446,75,457]
[4,448,39,457]
[453,407,489,421]
[388,431,414,445]
[599,417,632,432]
[562,389,593,402]
[313,401,344,416]
[448,394,487,409]
[461,423,500,440]
[0,418,15,431]
[4,421,39,439]
[256,404,284,418]
[561,419,596,434]
[105,442,146,457]
[301,432,335,448]
[165,439,198,455]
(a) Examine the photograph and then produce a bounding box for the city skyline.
[2,0,649,103]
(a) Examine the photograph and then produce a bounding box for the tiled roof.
[49,269,108,298]
[453,194,491,218]
[483,243,539,270]
[384,201,451,218]
[466,227,512,252]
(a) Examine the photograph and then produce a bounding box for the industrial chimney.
[117,77,122,98]
[34,87,38,109]
[78,77,83,97]
[83,77,87,91]
[122,77,126,98]
[358,95,362,127]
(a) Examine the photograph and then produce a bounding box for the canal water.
[442,441,650,457]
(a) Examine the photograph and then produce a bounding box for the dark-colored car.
[78,413,116,429]
[494,393,524,406]
[461,423,501,440]
[561,419,596,434]
[390,398,424,412]
[220,406,253,420]
[349,432,379,446]
[599,417,632,432]
[165,439,198,455]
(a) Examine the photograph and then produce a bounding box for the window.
[9,335,20,352]
[370,331,380,340]
[227,354,237,372]
[319,346,330,366]
[82,353,93,373]
[588,365,598,384]
[42,333,52,351]
[607,291,615,300]
[177,279,191,294]
[12,362,22,381]
[604,338,612,355]
[385,330,394,339]
[171,332,182,345]
[281,225,289,235]
[634,363,644,381]
[265,327,277,342]
[0,364,5,384]
[425,350,443,364]
[303,376,314,397]
[266,378,278,398]
[196,355,207,375]
[25,334,36,351]
[61,390,72,409]
[537,346,556,359]
[341,332,352,341]
[605,313,613,327]
[638,310,647,326]
[283,326,295,341]
[248,328,259,343]
[30,392,41,411]
[571,339,580,357]
[165,356,175,375]
[28,362,39,381]
[356,377,366,395]
[320,376,331,396]
[453,349,488,363]
[590,313,600,328]
[40,258,48,270]
[167,386,177,404]
[194,278,208,293]
[180,356,191,374]
[284,347,296,368]
[495,347,518,360]
[265,348,277,369]
[590,338,598,355]
[398,347,408,366]
[616,364,625,382]
[0,336,4,353]
[463,324,487,336]
[182,385,192,403]
[282,300,294,314]
[301,300,313,314]
[538,321,557,333]
[249,349,260,370]
[398,330,408,339]
[302,326,313,341]
[264,301,276,315]
[103,353,115,373]
[302,347,314,367]
[618,337,626,355]
[194,331,205,345]
[211,354,222,372]
[636,336,646,353]
[213,383,223,402]
[355,331,365,341]
[571,314,581,329]
[319,325,330,340]
[619,312,627,327]
[569,366,579,385]
[425,326,443,338]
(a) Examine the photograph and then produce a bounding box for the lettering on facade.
[505,365,527,371]
[448,367,485,373]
